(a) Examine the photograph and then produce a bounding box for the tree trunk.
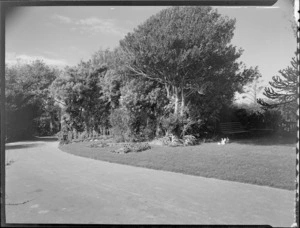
[180,88,185,117]
[165,84,171,99]
[174,87,179,115]
[49,118,53,133]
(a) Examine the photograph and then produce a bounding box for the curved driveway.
[5,138,294,225]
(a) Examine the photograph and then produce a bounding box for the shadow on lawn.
[7,136,58,143]
[5,143,45,150]
[234,135,296,146]
[32,136,58,142]
[5,136,58,150]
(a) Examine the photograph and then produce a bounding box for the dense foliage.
[6,6,287,143]
[257,56,298,121]
[5,60,60,141]
[120,6,258,120]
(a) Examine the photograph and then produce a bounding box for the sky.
[5,0,297,101]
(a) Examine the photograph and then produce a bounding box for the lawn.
[59,136,296,191]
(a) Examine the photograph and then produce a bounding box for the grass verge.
[59,137,296,190]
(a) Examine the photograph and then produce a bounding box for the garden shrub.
[72,129,78,139]
[161,114,184,137]
[161,113,206,140]
[110,108,136,142]
[111,142,151,153]
[159,135,172,145]
[78,131,88,141]
[138,123,156,141]
[232,107,283,133]
[128,142,151,152]
[183,135,197,146]
[67,131,73,141]
[112,147,131,154]
[263,110,283,132]
[57,131,70,145]
[159,134,185,147]
[202,135,219,143]
[89,141,109,148]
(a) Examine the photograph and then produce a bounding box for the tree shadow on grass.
[5,143,45,150]
[5,136,58,150]
[32,136,58,142]
[234,134,296,146]
[6,136,58,143]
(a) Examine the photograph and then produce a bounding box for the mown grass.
[59,136,296,190]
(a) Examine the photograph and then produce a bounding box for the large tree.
[5,60,59,140]
[50,60,109,134]
[257,56,298,119]
[119,6,258,118]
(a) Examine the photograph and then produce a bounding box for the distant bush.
[183,135,197,146]
[125,142,151,152]
[57,131,70,145]
[111,142,151,153]
[89,141,109,148]
[161,114,184,137]
[218,104,285,137]
[160,135,172,145]
[110,108,136,142]
[233,108,283,133]
[262,110,284,132]
[78,131,88,141]
[137,123,156,142]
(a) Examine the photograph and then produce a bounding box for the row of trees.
[4,6,298,142]
[5,61,60,141]
[53,6,259,142]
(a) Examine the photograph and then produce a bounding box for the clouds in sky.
[256,6,280,9]
[52,14,72,24]
[6,52,68,67]
[52,14,127,36]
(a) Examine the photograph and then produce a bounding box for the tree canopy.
[257,56,298,118]
[5,60,60,140]
[5,6,265,142]
[50,59,110,133]
[119,6,259,118]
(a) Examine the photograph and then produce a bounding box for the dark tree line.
[5,60,60,141]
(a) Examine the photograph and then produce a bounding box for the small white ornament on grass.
[225,137,230,144]
[217,138,228,145]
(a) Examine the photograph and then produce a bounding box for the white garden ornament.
[217,137,230,145]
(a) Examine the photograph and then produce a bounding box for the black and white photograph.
[1,0,299,226]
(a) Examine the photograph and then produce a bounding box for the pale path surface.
[5,138,294,225]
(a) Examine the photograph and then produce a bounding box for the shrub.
[111,142,151,153]
[161,114,184,137]
[72,129,78,139]
[158,134,185,147]
[109,108,136,142]
[161,114,204,140]
[233,107,283,133]
[128,142,151,152]
[57,131,70,145]
[67,131,73,141]
[138,124,156,141]
[78,131,88,141]
[263,110,283,132]
[111,147,131,154]
[160,135,172,145]
[89,141,109,148]
[183,135,197,146]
